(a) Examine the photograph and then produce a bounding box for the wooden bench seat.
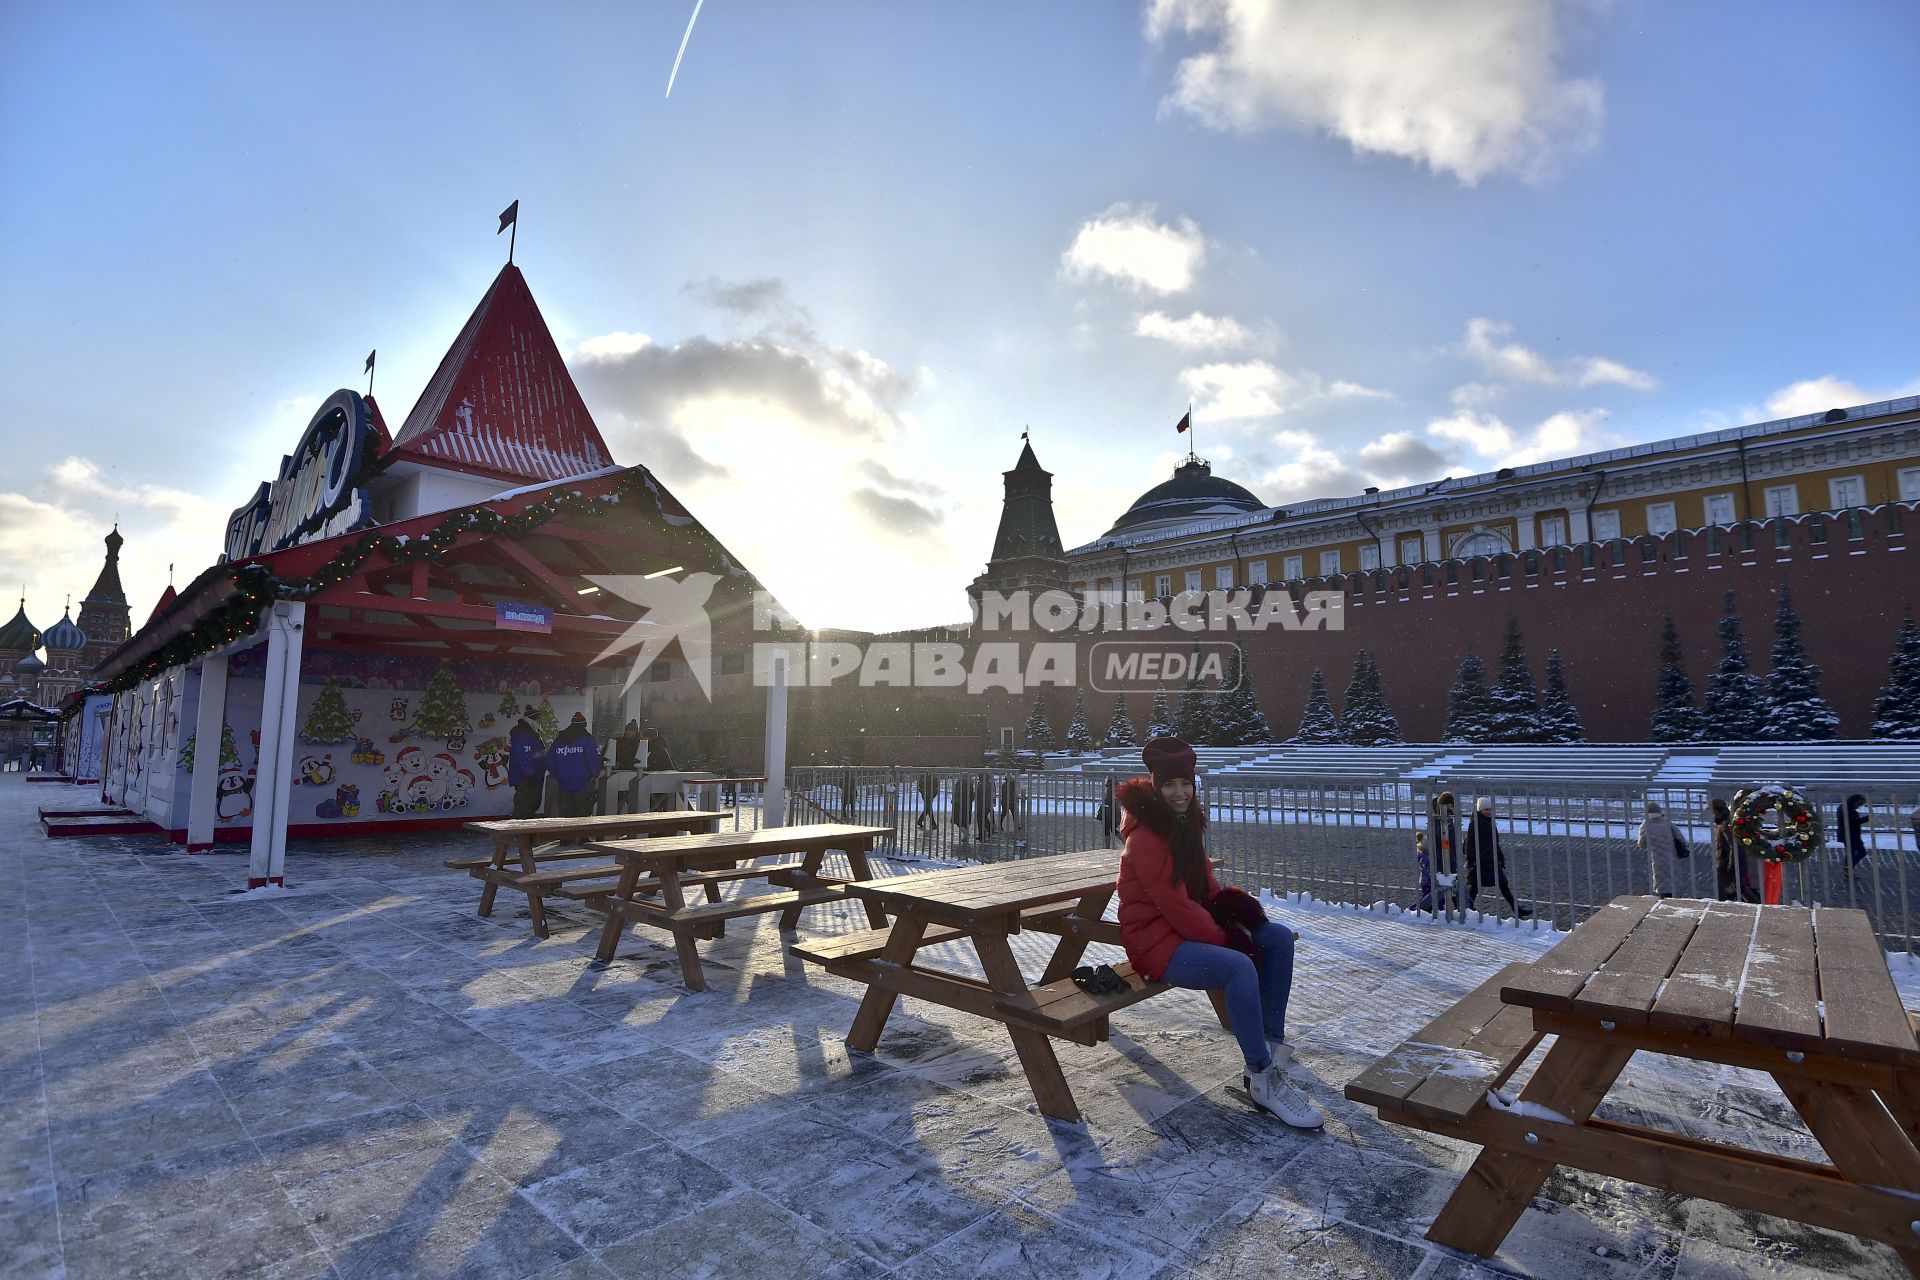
[790,905,1085,967]
[995,960,1165,1044]
[445,846,625,870]
[664,887,845,927]
[480,862,625,891]
[552,861,812,904]
[1345,962,1545,1123]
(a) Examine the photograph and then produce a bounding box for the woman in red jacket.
[1117,737,1321,1129]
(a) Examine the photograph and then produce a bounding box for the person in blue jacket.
[547,712,603,818]
[507,712,547,819]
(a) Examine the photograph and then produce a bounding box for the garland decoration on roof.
[1728,781,1822,864]
[97,468,735,696]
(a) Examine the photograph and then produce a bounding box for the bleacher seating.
[1427,745,1672,785]
[1701,745,1920,790]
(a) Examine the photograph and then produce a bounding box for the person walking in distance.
[507,710,547,820]
[1426,791,1465,918]
[1709,797,1758,902]
[1117,737,1321,1129]
[1463,796,1530,918]
[1636,799,1690,898]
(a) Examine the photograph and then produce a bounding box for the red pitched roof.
[385,264,615,484]
[144,586,177,627]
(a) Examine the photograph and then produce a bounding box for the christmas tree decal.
[1064,688,1094,750]
[1443,650,1495,743]
[1103,693,1139,747]
[1147,683,1176,739]
[178,717,243,772]
[1488,617,1541,743]
[1871,608,1920,740]
[1022,690,1056,754]
[1760,582,1839,740]
[534,695,560,747]
[496,689,519,721]
[415,661,472,741]
[1703,590,1764,741]
[1291,667,1341,744]
[1650,611,1709,742]
[1538,650,1586,743]
[1340,650,1402,744]
[301,678,357,745]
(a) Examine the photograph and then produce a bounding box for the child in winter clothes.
[1117,736,1321,1129]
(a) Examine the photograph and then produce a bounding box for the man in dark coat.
[1462,795,1529,918]
[547,712,602,818]
[1837,794,1870,869]
[507,713,546,820]
[951,771,973,840]
[1097,775,1118,845]
[915,772,939,830]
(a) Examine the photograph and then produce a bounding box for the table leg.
[1427,1035,1633,1256]
[593,862,645,964]
[656,864,707,992]
[843,838,889,928]
[1776,1075,1920,1272]
[1039,889,1113,985]
[975,928,1081,1123]
[477,837,507,917]
[1888,1069,1920,1148]
[780,843,825,929]
[848,915,927,1052]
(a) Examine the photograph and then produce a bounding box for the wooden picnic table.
[588,823,893,991]
[793,848,1234,1124]
[457,811,727,938]
[1346,895,1920,1272]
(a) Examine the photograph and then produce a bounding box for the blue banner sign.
[496,601,554,634]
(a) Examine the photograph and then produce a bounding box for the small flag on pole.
[1175,411,1191,434]
[363,350,376,374]
[497,201,519,234]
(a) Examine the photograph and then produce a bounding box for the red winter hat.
[1142,736,1196,786]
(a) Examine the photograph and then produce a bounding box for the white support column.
[761,649,789,830]
[248,602,306,888]
[187,654,229,851]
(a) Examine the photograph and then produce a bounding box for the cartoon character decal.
[389,698,409,722]
[215,767,255,822]
[404,775,437,813]
[296,754,336,787]
[472,737,509,788]
[376,761,407,814]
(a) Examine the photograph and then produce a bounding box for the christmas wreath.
[1729,782,1823,864]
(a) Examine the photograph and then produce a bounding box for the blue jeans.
[1161,921,1296,1072]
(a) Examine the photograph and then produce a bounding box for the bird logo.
[587,571,720,701]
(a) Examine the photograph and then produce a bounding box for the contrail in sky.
[665,0,705,99]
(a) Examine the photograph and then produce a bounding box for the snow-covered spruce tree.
[1538,649,1586,743]
[1488,616,1542,743]
[1872,609,1920,740]
[1147,683,1176,739]
[1104,693,1139,747]
[1650,612,1709,742]
[1174,644,1217,744]
[1064,687,1094,750]
[1341,650,1404,745]
[1022,690,1056,753]
[1442,650,1495,743]
[1759,582,1840,740]
[1215,641,1276,745]
[1702,590,1764,741]
[1291,666,1341,744]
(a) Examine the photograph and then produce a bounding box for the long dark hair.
[1145,782,1210,900]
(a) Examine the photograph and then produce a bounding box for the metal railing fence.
[784,766,1920,953]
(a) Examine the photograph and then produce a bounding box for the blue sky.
[3,1,1916,633]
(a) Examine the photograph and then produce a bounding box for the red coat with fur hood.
[1115,777,1227,981]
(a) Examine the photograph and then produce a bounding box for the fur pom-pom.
[1209,885,1267,931]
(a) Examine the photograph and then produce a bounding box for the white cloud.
[1146,0,1604,185]
[1248,428,1456,505]
[1450,382,1505,408]
[1763,375,1920,420]
[1427,406,1622,468]
[1178,359,1392,421]
[572,331,653,361]
[1135,309,1269,351]
[1061,204,1207,295]
[1460,318,1656,391]
[1357,431,1450,486]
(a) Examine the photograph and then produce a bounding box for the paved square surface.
[5,777,1909,1278]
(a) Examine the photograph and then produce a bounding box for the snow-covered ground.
[3,774,1912,1279]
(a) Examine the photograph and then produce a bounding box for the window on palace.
[1899,466,1920,502]
[1184,570,1201,593]
[1764,484,1799,517]
[1590,508,1622,541]
[1646,502,1677,536]
[1829,475,1865,510]
[1155,574,1172,597]
[1127,582,1145,602]
[1215,566,1233,590]
[1704,492,1736,525]
[1359,544,1380,570]
[720,652,747,675]
[1450,529,1511,558]
[1401,536,1424,565]
[1000,727,1014,748]
[1284,555,1303,580]
[1539,515,1567,547]
[1319,549,1341,575]
[1247,559,1268,585]
[650,661,673,682]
